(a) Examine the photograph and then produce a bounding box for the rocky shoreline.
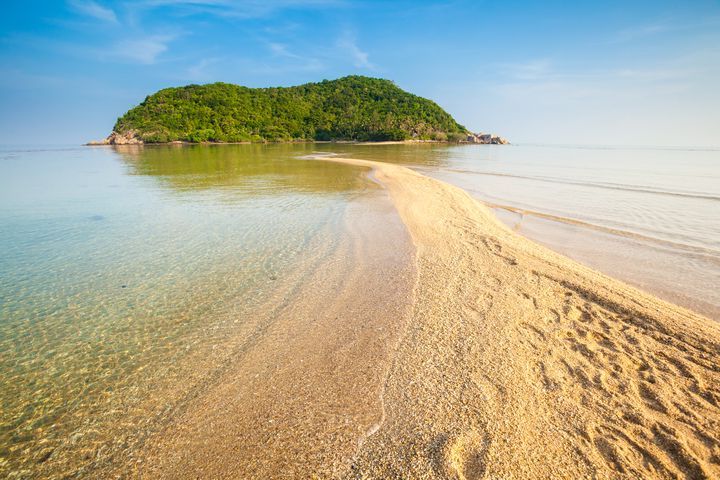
[463,132,510,144]
[87,130,144,145]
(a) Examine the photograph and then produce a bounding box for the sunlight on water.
[0,144,375,477]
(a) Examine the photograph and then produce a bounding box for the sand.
[111,157,720,479]
[98,192,418,479]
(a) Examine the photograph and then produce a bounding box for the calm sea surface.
[1,142,718,477]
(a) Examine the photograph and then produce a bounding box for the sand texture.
[334,158,720,479]
[110,157,720,479]
[98,193,418,479]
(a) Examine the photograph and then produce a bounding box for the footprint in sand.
[442,430,489,480]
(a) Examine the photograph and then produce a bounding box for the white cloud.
[337,31,374,69]
[0,68,66,89]
[488,56,702,105]
[609,16,720,44]
[612,23,670,43]
[129,0,344,18]
[500,59,553,81]
[110,35,175,64]
[68,0,118,23]
[258,42,325,72]
[268,42,302,59]
[186,57,220,81]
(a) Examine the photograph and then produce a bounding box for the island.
[89,76,508,145]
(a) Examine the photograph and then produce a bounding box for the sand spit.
[325,158,720,479]
[99,194,418,479]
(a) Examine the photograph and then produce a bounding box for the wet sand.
[114,157,720,478]
[100,193,418,478]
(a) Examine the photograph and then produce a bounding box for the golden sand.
[112,157,720,479]
[339,158,720,479]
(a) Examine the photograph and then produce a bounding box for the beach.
[2,146,719,479]
[105,156,720,478]
[3,0,719,477]
[4,0,719,477]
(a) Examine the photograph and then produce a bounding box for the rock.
[464,132,510,145]
[87,130,143,146]
[35,448,54,464]
[462,132,509,145]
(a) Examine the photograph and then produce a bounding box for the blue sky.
[1,0,719,146]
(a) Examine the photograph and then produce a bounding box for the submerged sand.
[112,158,719,479]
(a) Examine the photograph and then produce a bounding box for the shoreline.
[84,139,467,147]
[412,163,720,321]
[96,186,419,479]
[487,204,720,321]
[110,156,720,478]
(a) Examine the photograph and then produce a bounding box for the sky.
[1,0,719,146]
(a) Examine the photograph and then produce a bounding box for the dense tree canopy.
[113,76,468,143]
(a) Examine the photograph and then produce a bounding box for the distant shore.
[85,138,509,147]
[85,139,449,146]
[112,157,720,478]
[86,130,509,147]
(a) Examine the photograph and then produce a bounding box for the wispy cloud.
[268,42,302,60]
[68,0,118,23]
[490,57,699,103]
[259,42,325,72]
[185,57,220,81]
[0,68,67,89]
[500,59,553,81]
[109,34,176,64]
[612,23,670,43]
[129,0,344,19]
[1,30,178,66]
[608,16,720,44]
[337,31,374,69]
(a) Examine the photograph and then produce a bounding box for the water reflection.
[113,143,374,195]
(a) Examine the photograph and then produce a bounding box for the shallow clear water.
[0,144,380,477]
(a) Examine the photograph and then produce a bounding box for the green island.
[92,76,491,145]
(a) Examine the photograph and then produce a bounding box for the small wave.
[485,201,720,260]
[443,169,720,201]
[0,145,87,154]
[512,143,720,152]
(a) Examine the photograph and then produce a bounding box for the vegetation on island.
[112,76,468,143]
